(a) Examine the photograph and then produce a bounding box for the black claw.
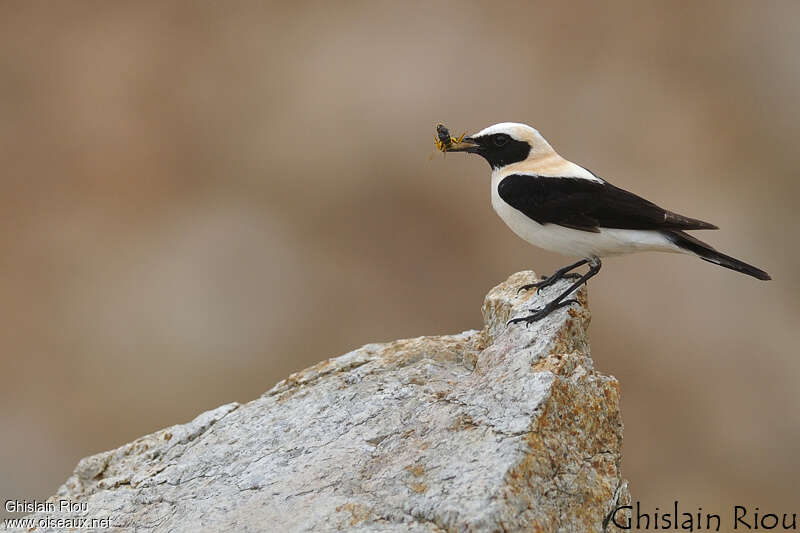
[518,262,588,294]
[506,316,529,326]
[506,299,580,327]
[517,283,538,294]
[535,279,556,290]
[517,277,557,293]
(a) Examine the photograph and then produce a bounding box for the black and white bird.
[444,122,770,325]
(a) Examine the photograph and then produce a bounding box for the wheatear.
[441,122,770,325]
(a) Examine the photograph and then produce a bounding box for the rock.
[18,271,630,532]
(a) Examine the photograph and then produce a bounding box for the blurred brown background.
[1,0,798,518]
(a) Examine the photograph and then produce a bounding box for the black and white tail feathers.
[668,231,771,281]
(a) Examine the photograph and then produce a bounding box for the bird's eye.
[494,134,509,147]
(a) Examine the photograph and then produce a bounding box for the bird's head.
[447,122,554,169]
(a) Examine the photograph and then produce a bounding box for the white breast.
[489,172,680,258]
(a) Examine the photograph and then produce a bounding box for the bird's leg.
[508,258,602,326]
[517,258,590,293]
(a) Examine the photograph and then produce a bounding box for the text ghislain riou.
[5,499,87,514]
[611,502,798,531]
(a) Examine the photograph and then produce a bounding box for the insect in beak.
[434,123,467,156]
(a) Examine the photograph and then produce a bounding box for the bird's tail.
[667,231,771,280]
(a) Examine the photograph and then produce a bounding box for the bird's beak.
[446,136,480,153]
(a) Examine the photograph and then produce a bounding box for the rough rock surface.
[20,271,630,532]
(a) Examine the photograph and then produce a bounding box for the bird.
[442,122,771,326]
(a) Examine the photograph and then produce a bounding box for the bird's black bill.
[445,136,480,153]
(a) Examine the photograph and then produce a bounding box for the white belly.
[490,176,679,258]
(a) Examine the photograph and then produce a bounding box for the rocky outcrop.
[18,271,630,532]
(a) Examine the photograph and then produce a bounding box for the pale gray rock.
[19,271,630,532]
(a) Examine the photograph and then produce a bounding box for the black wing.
[497,174,718,233]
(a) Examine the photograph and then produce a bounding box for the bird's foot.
[506,299,579,326]
[517,273,582,293]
